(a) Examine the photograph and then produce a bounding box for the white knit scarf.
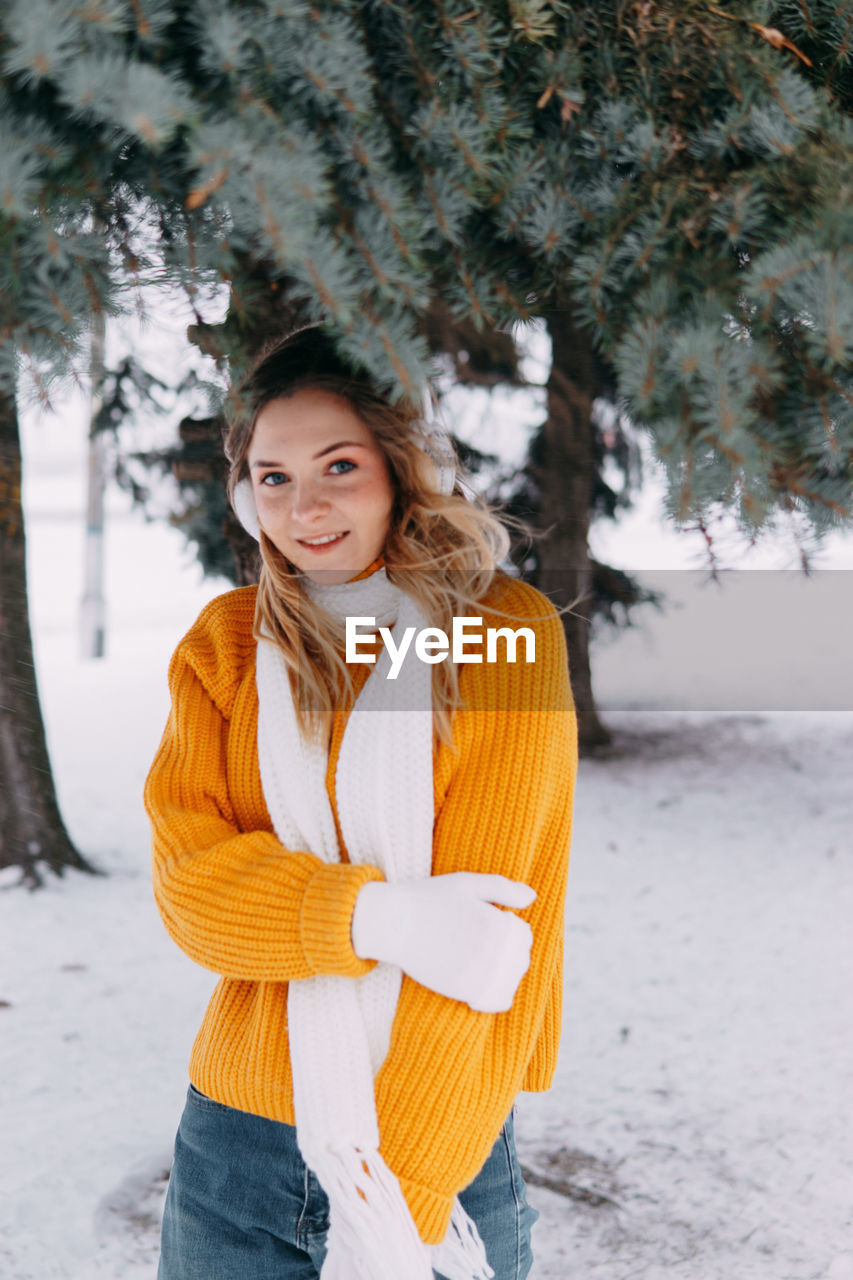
[253,562,494,1280]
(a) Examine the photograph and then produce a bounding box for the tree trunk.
[538,308,611,751]
[184,257,314,586]
[0,389,98,888]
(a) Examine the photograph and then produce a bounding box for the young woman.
[145,325,578,1280]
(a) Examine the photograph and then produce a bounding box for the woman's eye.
[258,461,353,486]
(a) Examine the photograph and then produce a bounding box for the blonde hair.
[225,328,536,750]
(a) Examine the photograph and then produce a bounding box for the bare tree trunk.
[0,389,98,887]
[538,307,611,750]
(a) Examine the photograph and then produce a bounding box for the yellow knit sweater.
[145,568,577,1245]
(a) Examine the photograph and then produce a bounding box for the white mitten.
[351,872,535,1013]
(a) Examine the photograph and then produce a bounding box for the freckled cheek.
[253,489,292,533]
[358,484,392,530]
[358,468,394,508]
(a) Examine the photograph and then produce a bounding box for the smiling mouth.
[297,532,349,548]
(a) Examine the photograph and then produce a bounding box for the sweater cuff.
[397,1174,454,1246]
[300,862,385,977]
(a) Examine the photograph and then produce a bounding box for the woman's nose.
[291,478,330,522]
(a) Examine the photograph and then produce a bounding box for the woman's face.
[247,389,395,585]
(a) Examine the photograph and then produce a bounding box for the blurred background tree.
[1,0,851,883]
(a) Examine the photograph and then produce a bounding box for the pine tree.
[1,0,851,878]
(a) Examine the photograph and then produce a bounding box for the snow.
[2,381,851,1278]
[517,712,853,1279]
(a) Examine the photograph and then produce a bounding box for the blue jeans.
[159,1083,538,1279]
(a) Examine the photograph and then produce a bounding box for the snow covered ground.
[2,399,851,1279]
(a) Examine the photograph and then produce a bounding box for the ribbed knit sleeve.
[374,582,578,1244]
[144,591,383,983]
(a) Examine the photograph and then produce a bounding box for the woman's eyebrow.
[250,441,368,468]
[313,440,368,459]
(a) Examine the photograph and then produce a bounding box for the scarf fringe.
[431,1197,495,1280]
[313,1145,432,1280]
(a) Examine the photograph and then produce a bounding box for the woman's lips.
[297,531,349,552]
